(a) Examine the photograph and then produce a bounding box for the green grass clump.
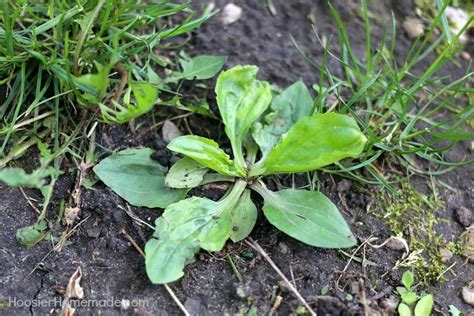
[0,0,214,153]
[294,0,473,192]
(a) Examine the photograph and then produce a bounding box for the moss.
[371,181,452,284]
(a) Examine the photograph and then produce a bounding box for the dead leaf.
[60,266,84,316]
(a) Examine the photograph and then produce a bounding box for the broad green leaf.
[93,148,186,208]
[253,81,313,156]
[258,113,367,175]
[0,167,54,188]
[168,135,241,177]
[100,82,158,124]
[414,295,433,316]
[258,187,356,248]
[145,180,247,284]
[165,157,208,189]
[398,303,412,316]
[401,292,418,305]
[402,271,414,289]
[16,220,48,248]
[180,55,227,80]
[229,189,257,242]
[215,65,272,173]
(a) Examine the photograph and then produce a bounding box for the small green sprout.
[397,271,434,316]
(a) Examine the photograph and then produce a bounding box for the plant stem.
[217,179,247,214]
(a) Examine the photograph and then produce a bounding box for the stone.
[455,206,472,227]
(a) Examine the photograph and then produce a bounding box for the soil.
[1,0,473,315]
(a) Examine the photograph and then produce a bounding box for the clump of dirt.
[0,0,472,314]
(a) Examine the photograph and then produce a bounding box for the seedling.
[397,271,434,316]
[95,65,367,283]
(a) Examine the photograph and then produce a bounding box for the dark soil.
[1,0,473,315]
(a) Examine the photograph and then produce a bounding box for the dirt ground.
[0,0,473,315]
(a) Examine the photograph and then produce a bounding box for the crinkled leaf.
[259,188,356,248]
[100,82,158,124]
[145,197,232,284]
[215,65,272,172]
[93,148,186,208]
[253,81,313,156]
[229,189,257,242]
[414,295,433,316]
[402,271,414,289]
[398,303,412,316]
[259,113,367,175]
[165,157,208,189]
[16,220,49,248]
[179,55,227,80]
[167,135,240,177]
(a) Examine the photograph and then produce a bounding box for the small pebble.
[337,179,352,192]
[221,3,242,25]
[462,281,474,306]
[86,227,101,238]
[278,242,289,254]
[386,238,407,251]
[402,18,424,39]
[455,206,472,227]
[462,227,474,262]
[162,120,182,144]
[184,298,205,314]
[460,51,471,61]
[439,248,453,263]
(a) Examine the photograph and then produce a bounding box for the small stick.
[120,229,190,316]
[19,186,40,214]
[245,238,316,316]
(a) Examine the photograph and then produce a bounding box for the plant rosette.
[94,65,367,284]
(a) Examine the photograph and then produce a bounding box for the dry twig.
[245,238,316,316]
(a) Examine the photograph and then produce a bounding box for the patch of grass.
[294,0,473,191]
[0,1,220,246]
[1,1,215,155]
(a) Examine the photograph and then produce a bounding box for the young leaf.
[448,305,462,316]
[93,148,186,208]
[414,295,433,316]
[401,291,418,305]
[165,157,208,189]
[215,65,272,173]
[16,220,49,248]
[100,82,158,124]
[168,135,241,177]
[179,55,227,80]
[397,287,408,295]
[75,62,110,107]
[229,189,258,242]
[402,271,415,289]
[253,81,313,156]
[257,113,367,175]
[398,303,412,316]
[145,180,247,284]
[255,186,356,248]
